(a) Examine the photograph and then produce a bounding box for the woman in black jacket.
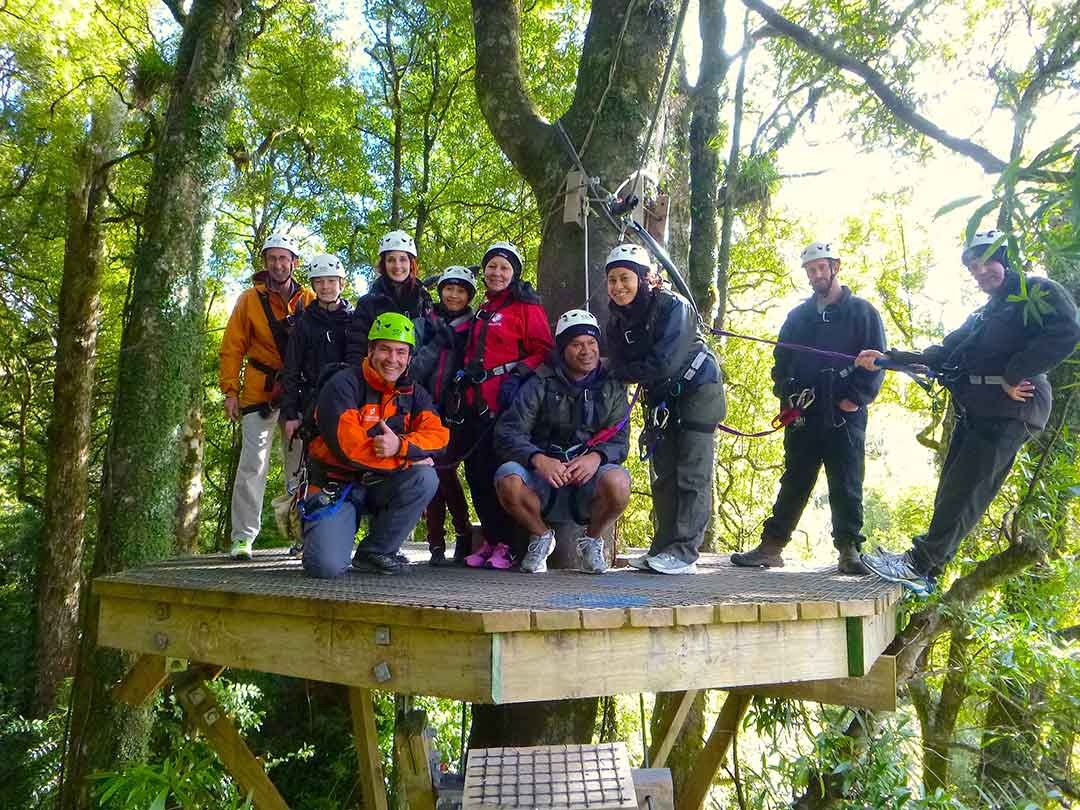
[605,243,727,575]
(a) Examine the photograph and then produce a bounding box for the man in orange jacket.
[219,231,315,559]
[301,313,449,577]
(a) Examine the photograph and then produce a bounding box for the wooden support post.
[738,655,897,712]
[677,692,752,810]
[393,708,436,810]
[647,689,701,769]
[174,676,289,810]
[112,654,168,706]
[349,688,390,810]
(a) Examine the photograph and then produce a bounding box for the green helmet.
[368,312,416,348]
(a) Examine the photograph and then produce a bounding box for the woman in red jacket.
[459,241,553,569]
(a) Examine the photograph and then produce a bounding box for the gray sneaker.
[860,549,932,596]
[646,552,697,575]
[577,536,609,574]
[626,554,653,571]
[520,530,556,574]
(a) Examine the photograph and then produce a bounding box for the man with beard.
[731,241,886,574]
[494,310,631,574]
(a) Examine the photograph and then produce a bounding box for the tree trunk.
[468,0,675,746]
[174,396,204,555]
[61,3,257,806]
[649,690,706,796]
[686,0,727,326]
[33,97,125,717]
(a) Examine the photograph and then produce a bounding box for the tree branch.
[162,0,187,27]
[739,0,1009,174]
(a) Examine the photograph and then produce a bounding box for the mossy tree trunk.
[60,2,257,806]
[468,0,675,745]
[33,97,125,718]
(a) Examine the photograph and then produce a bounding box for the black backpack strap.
[257,289,299,362]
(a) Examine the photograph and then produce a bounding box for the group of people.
[219,226,1078,594]
[219,231,726,579]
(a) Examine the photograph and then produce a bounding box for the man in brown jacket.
[219,231,315,559]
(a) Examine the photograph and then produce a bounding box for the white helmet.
[262,231,300,257]
[962,229,1007,264]
[378,230,417,257]
[605,243,652,274]
[800,241,840,264]
[555,308,601,338]
[437,265,476,296]
[308,253,346,279]
[482,241,524,274]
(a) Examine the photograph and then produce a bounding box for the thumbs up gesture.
[373,419,402,458]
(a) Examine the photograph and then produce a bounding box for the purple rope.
[709,327,857,363]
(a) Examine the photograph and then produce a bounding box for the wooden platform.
[94,550,900,704]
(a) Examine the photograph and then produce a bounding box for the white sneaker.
[626,554,653,571]
[646,552,697,575]
[520,531,556,573]
[577,536,609,574]
[230,538,254,560]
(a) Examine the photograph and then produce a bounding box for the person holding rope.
[856,230,1079,595]
[732,241,886,575]
[494,310,632,574]
[409,266,478,565]
[458,241,555,569]
[606,244,726,575]
[300,313,448,578]
[345,230,433,362]
[219,231,315,560]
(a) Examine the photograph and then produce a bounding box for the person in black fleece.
[282,253,354,444]
[344,230,433,363]
[857,229,1080,595]
[732,241,886,574]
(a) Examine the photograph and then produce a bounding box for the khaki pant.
[230,409,304,543]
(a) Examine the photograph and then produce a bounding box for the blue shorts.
[495,460,629,525]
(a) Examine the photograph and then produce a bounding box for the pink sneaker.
[485,543,514,570]
[464,541,494,568]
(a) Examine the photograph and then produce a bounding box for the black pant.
[911,414,1032,578]
[762,407,867,549]
[460,415,522,554]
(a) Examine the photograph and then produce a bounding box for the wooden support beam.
[112,654,168,706]
[393,709,436,810]
[349,688,389,810]
[647,690,700,769]
[677,692,752,810]
[174,676,288,810]
[737,655,897,711]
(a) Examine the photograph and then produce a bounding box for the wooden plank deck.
[94,550,901,704]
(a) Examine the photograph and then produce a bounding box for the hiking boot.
[464,540,494,568]
[646,552,697,575]
[520,532,556,573]
[230,539,254,561]
[577,536,609,574]
[429,547,448,566]
[730,537,786,568]
[451,533,471,565]
[860,548,933,596]
[486,542,515,570]
[352,552,404,575]
[837,544,870,575]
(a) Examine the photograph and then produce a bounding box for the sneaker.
[626,554,653,571]
[394,552,410,564]
[646,552,698,575]
[860,549,932,596]
[451,533,471,565]
[464,540,494,568]
[288,541,303,558]
[486,542,516,571]
[519,531,556,574]
[352,552,404,575]
[837,544,870,575]
[577,536,609,574]
[230,539,254,560]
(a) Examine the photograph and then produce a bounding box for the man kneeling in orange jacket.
[301,313,449,577]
